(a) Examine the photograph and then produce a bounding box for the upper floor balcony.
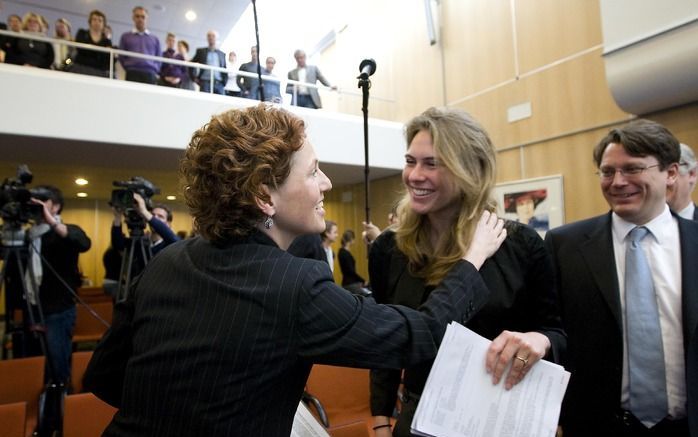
[0,30,405,200]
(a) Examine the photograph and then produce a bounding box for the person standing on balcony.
[286,49,335,109]
[118,6,160,84]
[224,50,241,97]
[5,12,54,68]
[263,56,282,103]
[0,14,21,64]
[237,45,261,100]
[72,10,112,78]
[191,29,227,95]
[177,40,195,90]
[159,32,185,88]
[52,17,74,70]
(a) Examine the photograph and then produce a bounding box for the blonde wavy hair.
[395,107,497,286]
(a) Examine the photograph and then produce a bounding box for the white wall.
[0,64,405,181]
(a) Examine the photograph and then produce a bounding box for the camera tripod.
[115,224,152,304]
[1,227,62,437]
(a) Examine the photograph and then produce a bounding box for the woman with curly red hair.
[85,104,506,436]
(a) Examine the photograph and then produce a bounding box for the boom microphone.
[358,59,377,80]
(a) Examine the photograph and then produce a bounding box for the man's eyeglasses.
[596,164,660,180]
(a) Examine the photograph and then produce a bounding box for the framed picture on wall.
[493,175,564,238]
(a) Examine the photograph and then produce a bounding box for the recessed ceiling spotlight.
[75,177,88,186]
[185,10,197,21]
[76,192,88,198]
[166,195,177,200]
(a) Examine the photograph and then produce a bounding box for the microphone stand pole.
[358,74,371,225]
[251,0,265,102]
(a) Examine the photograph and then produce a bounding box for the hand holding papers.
[412,322,570,437]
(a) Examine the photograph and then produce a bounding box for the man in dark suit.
[237,45,261,100]
[667,143,697,220]
[286,49,335,109]
[191,30,227,95]
[545,120,697,436]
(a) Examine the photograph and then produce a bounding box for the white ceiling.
[2,0,249,53]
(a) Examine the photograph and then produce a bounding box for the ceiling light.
[76,192,88,198]
[166,195,177,200]
[75,177,88,186]
[185,10,197,21]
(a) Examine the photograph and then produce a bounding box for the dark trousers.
[392,389,419,437]
[295,94,317,109]
[609,410,689,437]
[125,70,157,84]
[44,306,76,384]
[563,410,689,437]
[199,79,225,95]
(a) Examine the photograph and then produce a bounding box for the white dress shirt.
[612,206,686,419]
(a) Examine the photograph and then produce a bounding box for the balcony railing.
[0,29,394,105]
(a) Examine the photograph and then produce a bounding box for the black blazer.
[190,47,227,83]
[369,222,566,416]
[545,212,698,437]
[84,232,490,436]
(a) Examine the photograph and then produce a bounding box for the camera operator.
[111,193,179,258]
[28,185,91,386]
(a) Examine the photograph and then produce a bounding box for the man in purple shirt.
[119,6,160,84]
[159,32,185,87]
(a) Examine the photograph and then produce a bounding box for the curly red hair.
[180,104,306,244]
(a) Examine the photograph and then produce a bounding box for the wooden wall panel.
[522,128,612,223]
[646,103,698,205]
[455,48,629,149]
[514,0,602,73]
[441,0,516,101]
[647,103,698,149]
[496,148,524,182]
[61,199,191,287]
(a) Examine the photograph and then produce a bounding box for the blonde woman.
[369,107,566,436]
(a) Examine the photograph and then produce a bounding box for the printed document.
[412,322,570,437]
[291,402,331,437]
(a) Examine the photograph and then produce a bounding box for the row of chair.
[306,365,377,437]
[0,352,117,437]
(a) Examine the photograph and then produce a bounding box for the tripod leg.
[10,247,65,437]
[117,237,137,303]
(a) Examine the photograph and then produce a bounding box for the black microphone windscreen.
[358,59,377,80]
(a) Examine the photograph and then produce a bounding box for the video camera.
[111,177,160,234]
[0,165,46,226]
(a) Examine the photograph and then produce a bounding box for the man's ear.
[255,184,275,217]
[666,162,680,187]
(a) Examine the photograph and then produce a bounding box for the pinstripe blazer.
[85,231,490,436]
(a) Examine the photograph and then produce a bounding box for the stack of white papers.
[291,402,331,437]
[412,322,570,437]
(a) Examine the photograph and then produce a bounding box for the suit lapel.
[578,213,623,332]
[679,218,698,348]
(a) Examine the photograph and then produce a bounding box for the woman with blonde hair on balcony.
[4,12,53,68]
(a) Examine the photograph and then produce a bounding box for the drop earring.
[264,215,274,229]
